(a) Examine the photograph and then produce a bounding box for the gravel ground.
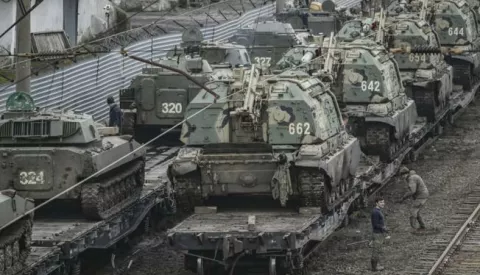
[312,98,480,275]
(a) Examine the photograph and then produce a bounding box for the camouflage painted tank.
[329,39,418,161]
[386,16,453,122]
[0,92,146,220]
[275,0,353,36]
[431,0,480,89]
[0,190,34,274]
[120,28,249,143]
[228,21,308,67]
[167,66,361,214]
[336,14,453,122]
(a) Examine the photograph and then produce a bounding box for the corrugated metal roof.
[31,31,71,60]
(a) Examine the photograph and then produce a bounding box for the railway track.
[406,95,480,275]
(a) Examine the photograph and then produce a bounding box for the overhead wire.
[0,0,45,40]
[0,47,325,231]
[0,0,266,73]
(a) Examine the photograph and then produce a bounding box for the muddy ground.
[85,95,480,275]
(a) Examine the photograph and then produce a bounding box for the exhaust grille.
[0,121,51,137]
[0,121,80,138]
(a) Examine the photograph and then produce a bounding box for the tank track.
[0,215,33,275]
[298,169,356,214]
[408,82,437,122]
[365,123,402,162]
[173,174,203,213]
[81,159,145,220]
[298,169,327,210]
[450,62,473,90]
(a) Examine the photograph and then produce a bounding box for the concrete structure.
[0,0,120,52]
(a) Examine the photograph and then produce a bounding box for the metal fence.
[0,2,275,122]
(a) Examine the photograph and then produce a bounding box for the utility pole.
[276,0,285,13]
[15,0,31,94]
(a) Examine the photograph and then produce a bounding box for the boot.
[371,259,385,271]
[410,216,417,229]
[417,216,426,230]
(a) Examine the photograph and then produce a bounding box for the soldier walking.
[397,166,429,230]
[371,197,390,271]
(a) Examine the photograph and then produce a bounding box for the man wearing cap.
[107,96,123,130]
[397,166,429,230]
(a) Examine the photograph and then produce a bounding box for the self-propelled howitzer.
[120,27,249,143]
[167,66,361,213]
[336,14,453,123]
[0,92,146,221]
[329,39,418,161]
[431,0,480,89]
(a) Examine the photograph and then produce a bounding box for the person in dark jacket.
[107,96,122,130]
[371,197,390,271]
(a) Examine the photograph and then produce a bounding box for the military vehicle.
[0,190,34,275]
[165,11,480,274]
[430,0,480,90]
[228,20,310,67]
[336,13,453,123]
[324,37,418,161]
[120,27,250,143]
[0,92,146,221]
[275,0,359,35]
[168,65,362,213]
[165,43,463,275]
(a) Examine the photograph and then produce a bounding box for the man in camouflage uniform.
[398,166,429,230]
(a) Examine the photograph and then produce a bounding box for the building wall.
[0,0,16,53]
[77,0,118,44]
[30,0,64,33]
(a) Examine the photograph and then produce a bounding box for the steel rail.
[427,202,480,274]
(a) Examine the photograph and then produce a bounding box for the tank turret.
[228,21,306,66]
[0,190,34,274]
[431,0,480,89]
[385,17,453,122]
[0,92,146,220]
[120,27,249,143]
[327,39,418,161]
[168,66,361,214]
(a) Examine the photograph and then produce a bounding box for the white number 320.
[19,171,45,185]
[288,122,311,135]
[161,103,182,114]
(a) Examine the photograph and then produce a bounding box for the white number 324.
[19,171,45,185]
